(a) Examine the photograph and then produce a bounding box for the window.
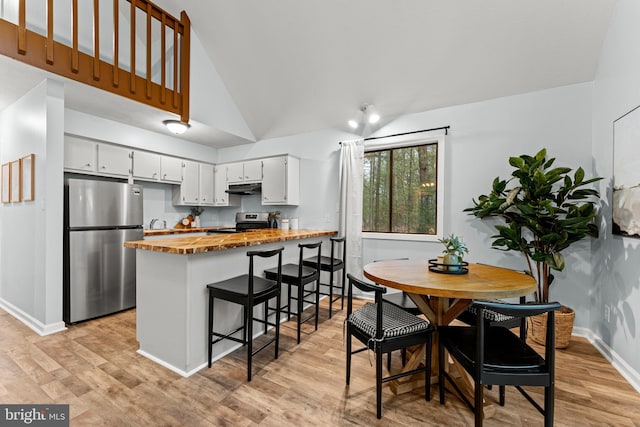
[362,134,445,241]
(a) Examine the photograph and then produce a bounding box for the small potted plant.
[438,233,468,271]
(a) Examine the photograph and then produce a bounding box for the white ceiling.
[0,0,617,147]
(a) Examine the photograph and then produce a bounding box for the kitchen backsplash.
[142,182,219,229]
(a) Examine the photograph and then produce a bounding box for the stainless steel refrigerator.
[64,178,143,323]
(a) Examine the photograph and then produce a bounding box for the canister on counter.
[290,218,299,229]
[281,218,290,230]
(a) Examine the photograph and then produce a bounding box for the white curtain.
[339,139,365,280]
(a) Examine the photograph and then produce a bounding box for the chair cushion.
[348,302,430,338]
[208,275,278,298]
[465,304,517,323]
[264,263,318,283]
[302,256,344,271]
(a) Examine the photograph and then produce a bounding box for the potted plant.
[438,233,469,271]
[465,148,601,347]
[190,207,204,228]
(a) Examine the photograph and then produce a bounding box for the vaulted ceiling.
[0,1,617,147]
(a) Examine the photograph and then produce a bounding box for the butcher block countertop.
[125,229,337,255]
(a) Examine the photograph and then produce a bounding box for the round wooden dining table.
[363,259,536,414]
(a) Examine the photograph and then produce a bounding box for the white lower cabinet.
[261,155,299,205]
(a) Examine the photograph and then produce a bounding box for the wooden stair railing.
[0,0,190,124]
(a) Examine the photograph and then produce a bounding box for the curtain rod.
[339,126,450,145]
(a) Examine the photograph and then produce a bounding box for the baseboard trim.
[0,298,66,336]
[573,326,640,393]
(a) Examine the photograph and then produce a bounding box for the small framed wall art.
[21,154,34,201]
[1,162,9,203]
[10,159,21,202]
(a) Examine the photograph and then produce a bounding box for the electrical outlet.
[604,304,611,323]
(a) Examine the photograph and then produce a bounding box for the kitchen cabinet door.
[173,160,199,205]
[214,165,240,206]
[97,144,132,177]
[132,150,161,180]
[198,163,214,205]
[160,155,182,183]
[226,162,244,183]
[64,136,97,173]
[243,159,263,182]
[262,155,299,205]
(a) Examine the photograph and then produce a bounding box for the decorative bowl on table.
[428,258,469,274]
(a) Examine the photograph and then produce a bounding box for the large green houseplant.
[465,149,601,345]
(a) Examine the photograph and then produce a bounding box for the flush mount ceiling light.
[163,119,190,134]
[348,104,380,129]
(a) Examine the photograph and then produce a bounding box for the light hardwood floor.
[1,298,639,426]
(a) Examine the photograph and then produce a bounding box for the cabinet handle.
[163,174,167,179]
[101,165,106,169]
[85,163,91,167]
[153,172,157,178]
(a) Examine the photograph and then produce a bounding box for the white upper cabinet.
[173,161,218,206]
[262,155,299,206]
[97,144,132,177]
[213,165,240,206]
[132,150,161,180]
[64,135,97,173]
[226,160,263,183]
[132,151,183,183]
[177,160,200,205]
[198,163,214,205]
[226,162,244,183]
[160,156,183,183]
[243,159,263,182]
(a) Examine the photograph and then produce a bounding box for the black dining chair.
[372,258,422,371]
[439,300,561,427]
[206,247,284,381]
[265,241,322,344]
[302,236,346,318]
[345,274,434,419]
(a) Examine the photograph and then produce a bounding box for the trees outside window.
[363,143,438,235]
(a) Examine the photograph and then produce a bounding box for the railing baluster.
[113,0,119,87]
[46,0,54,64]
[179,11,190,124]
[146,1,152,99]
[172,19,178,109]
[72,0,79,72]
[130,0,136,93]
[161,12,166,104]
[18,0,26,54]
[93,0,100,80]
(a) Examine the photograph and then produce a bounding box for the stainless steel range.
[207,212,271,234]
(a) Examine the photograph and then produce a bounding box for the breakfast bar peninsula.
[125,229,336,377]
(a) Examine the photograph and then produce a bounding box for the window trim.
[362,132,445,242]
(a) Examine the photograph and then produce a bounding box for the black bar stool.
[207,247,284,381]
[265,241,321,344]
[302,236,346,318]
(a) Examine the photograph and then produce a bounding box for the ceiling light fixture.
[347,104,380,130]
[163,119,191,134]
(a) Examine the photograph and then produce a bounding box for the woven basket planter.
[528,305,575,349]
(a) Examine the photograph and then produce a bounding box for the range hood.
[225,182,262,195]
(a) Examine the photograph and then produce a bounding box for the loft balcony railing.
[0,0,190,123]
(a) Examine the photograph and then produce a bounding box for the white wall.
[0,78,65,334]
[218,82,595,322]
[592,0,640,384]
